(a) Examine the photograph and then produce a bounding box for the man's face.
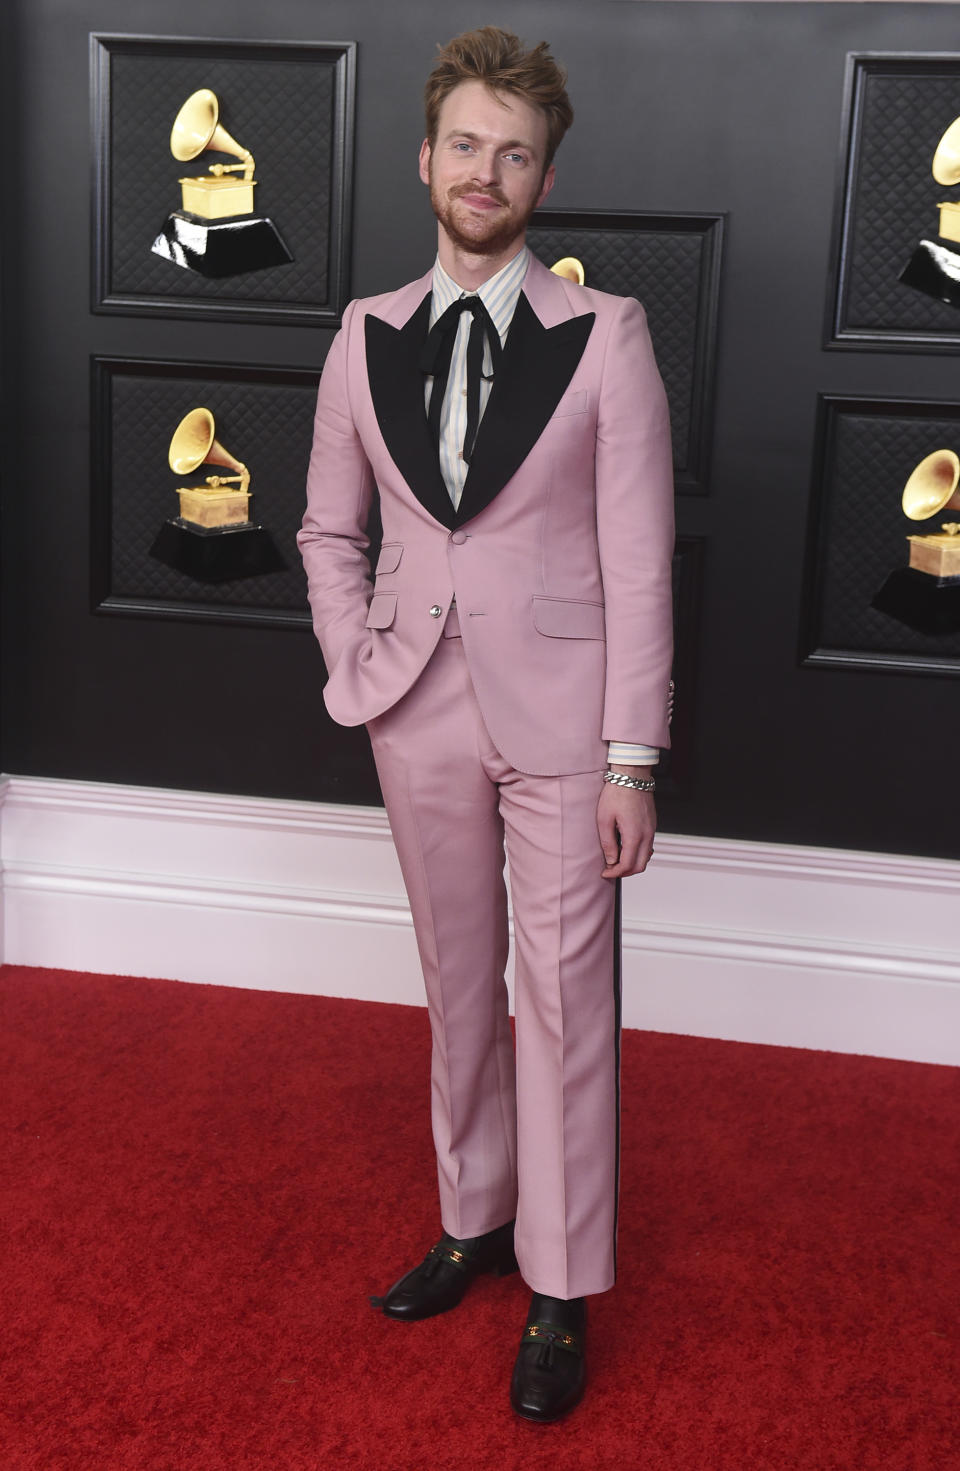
[419,79,555,258]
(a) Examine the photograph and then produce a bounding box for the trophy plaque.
[872,448,960,633]
[900,115,960,310]
[151,90,293,278]
[149,407,284,582]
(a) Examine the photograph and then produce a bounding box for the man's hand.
[596,770,657,879]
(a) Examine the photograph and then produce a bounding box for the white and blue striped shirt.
[427,246,530,512]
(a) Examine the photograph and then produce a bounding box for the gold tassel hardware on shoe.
[522,1324,581,1372]
[520,1323,579,1365]
[523,1325,579,1350]
[427,1243,467,1269]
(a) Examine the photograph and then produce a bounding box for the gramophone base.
[871,566,960,634]
[149,519,286,583]
[151,211,293,278]
[898,239,960,310]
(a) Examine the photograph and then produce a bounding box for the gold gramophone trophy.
[149,407,284,582]
[169,407,251,528]
[899,114,960,309]
[151,89,292,278]
[550,257,585,284]
[872,448,960,633]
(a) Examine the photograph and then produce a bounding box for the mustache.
[448,183,508,207]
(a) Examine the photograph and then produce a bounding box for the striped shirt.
[427,246,530,512]
[427,247,658,769]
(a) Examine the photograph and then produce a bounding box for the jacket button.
[429,605,443,618]
[451,531,467,545]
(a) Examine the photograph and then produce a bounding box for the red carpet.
[1,964,957,1470]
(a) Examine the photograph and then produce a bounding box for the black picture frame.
[826,51,960,352]
[90,33,356,325]
[801,394,960,676]
[91,355,322,628]
[527,209,724,493]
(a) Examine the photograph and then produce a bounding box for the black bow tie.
[420,295,503,466]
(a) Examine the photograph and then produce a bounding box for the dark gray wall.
[2,1,959,857]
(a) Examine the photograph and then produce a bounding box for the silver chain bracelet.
[603,770,656,793]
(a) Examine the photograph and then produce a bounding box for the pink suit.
[299,254,674,1297]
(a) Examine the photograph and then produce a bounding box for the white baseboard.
[1,773,958,1065]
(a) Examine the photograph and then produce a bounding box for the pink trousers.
[367,609,621,1299]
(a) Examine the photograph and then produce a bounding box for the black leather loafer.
[377,1220,518,1321]
[510,1293,586,1422]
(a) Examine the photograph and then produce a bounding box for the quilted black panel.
[835,58,960,340]
[96,361,320,621]
[94,38,353,318]
[527,212,721,490]
[807,399,960,661]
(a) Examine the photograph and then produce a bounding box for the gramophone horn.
[168,407,246,477]
[170,89,251,166]
[550,256,585,284]
[901,448,960,521]
[932,115,960,187]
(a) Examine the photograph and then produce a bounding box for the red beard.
[429,177,536,258]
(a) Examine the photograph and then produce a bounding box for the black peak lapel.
[365,295,457,531]
[454,293,596,528]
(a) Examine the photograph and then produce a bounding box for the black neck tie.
[420,295,503,466]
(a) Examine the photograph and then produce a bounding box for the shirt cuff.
[607,741,659,766]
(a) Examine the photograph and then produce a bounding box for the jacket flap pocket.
[532,596,605,639]
[375,543,403,575]
[365,592,397,630]
[551,389,588,419]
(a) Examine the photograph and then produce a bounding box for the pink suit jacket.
[298,253,675,777]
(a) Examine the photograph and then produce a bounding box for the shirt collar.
[430,246,530,340]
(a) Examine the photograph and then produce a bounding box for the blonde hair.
[424,26,573,168]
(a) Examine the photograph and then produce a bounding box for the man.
[299,27,674,1423]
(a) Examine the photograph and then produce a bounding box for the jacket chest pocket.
[550,390,588,419]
